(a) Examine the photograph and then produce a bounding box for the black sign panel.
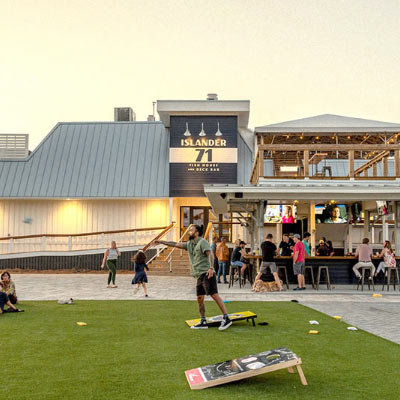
[169,116,238,197]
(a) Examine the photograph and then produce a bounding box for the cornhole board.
[185,347,307,390]
[185,311,257,328]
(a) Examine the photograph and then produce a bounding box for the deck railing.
[0,225,174,255]
[250,144,400,184]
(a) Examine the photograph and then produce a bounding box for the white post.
[363,210,370,241]
[68,236,72,251]
[383,215,389,241]
[101,233,105,248]
[9,238,14,253]
[42,236,46,251]
[133,231,137,246]
[394,201,400,254]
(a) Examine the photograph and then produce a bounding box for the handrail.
[142,222,176,252]
[166,224,193,267]
[203,221,213,240]
[0,225,172,241]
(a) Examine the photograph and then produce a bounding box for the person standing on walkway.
[132,250,149,297]
[101,241,121,288]
[155,225,232,331]
[216,236,229,284]
[254,233,283,291]
[292,234,306,290]
[353,238,375,280]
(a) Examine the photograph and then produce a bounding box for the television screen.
[315,204,347,223]
[376,201,388,215]
[265,205,296,224]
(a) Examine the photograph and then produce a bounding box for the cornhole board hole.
[185,311,257,328]
[185,347,307,390]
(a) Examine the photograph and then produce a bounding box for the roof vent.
[114,107,136,122]
[206,93,218,101]
[147,115,155,122]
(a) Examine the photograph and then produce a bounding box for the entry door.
[180,206,211,238]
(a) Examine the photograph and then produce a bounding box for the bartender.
[279,234,294,256]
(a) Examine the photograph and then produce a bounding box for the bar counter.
[246,255,399,285]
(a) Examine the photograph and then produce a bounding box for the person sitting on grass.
[132,250,149,297]
[101,241,121,288]
[1,271,17,304]
[0,282,22,314]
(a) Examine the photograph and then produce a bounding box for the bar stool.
[316,266,331,290]
[229,264,242,288]
[356,267,375,291]
[382,267,400,291]
[304,265,315,289]
[277,265,289,289]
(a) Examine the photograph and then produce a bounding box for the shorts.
[261,261,277,274]
[293,261,305,275]
[231,261,244,267]
[196,273,218,296]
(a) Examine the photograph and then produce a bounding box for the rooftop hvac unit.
[114,107,136,122]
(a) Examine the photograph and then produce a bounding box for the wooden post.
[310,201,316,255]
[348,208,353,254]
[258,150,264,179]
[363,209,370,241]
[383,215,389,241]
[372,163,377,177]
[394,150,400,178]
[258,201,265,252]
[364,168,368,177]
[348,150,354,178]
[296,365,308,386]
[383,156,388,177]
[395,201,400,254]
[304,150,309,178]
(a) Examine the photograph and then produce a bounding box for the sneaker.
[300,287,306,290]
[145,294,149,297]
[111,285,118,288]
[191,320,208,330]
[293,287,301,291]
[219,317,232,331]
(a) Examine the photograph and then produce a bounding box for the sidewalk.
[12,274,400,344]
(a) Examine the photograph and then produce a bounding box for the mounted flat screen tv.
[315,204,347,223]
[376,201,388,215]
[265,205,296,224]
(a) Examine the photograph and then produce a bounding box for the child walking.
[101,241,121,288]
[132,251,149,297]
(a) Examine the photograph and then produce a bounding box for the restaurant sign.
[169,116,238,197]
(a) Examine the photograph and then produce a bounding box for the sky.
[1,0,400,149]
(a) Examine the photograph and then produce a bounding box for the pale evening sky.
[1,0,400,149]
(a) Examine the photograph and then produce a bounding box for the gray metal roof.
[0,122,169,198]
[255,114,400,134]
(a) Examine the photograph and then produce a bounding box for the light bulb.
[183,122,191,137]
[199,122,206,137]
[215,122,222,137]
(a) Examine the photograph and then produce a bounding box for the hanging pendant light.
[215,122,223,137]
[199,122,206,137]
[183,122,191,137]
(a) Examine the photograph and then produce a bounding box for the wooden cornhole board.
[185,311,257,328]
[185,347,307,390]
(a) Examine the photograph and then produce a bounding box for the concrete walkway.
[12,273,400,344]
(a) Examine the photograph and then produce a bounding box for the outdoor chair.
[316,266,331,290]
[229,264,242,289]
[277,265,289,289]
[382,266,400,292]
[304,265,316,289]
[356,267,375,291]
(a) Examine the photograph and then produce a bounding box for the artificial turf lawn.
[1,301,399,400]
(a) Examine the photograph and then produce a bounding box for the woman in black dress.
[132,251,149,297]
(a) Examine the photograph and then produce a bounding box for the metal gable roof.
[255,114,400,133]
[0,122,169,198]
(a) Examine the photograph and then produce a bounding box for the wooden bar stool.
[304,265,315,289]
[356,266,375,291]
[316,266,331,290]
[229,264,242,288]
[277,265,289,289]
[382,267,400,291]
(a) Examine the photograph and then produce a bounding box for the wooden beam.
[348,150,354,178]
[256,144,400,151]
[372,163,377,177]
[383,156,388,176]
[395,150,400,178]
[258,149,264,177]
[304,150,309,177]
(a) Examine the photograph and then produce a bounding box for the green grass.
[1,300,399,400]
